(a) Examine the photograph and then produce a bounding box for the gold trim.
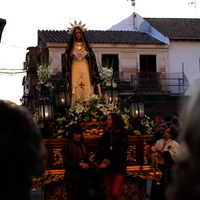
[34,166,162,187]
[127,165,152,171]
[127,166,162,185]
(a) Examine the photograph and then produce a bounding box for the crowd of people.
[149,112,185,200]
[152,114,183,143]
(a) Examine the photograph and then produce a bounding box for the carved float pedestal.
[35,134,161,200]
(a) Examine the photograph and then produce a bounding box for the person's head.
[163,126,178,140]
[160,123,168,131]
[73,27,83,42]
[106,113,125,132]
[0,100,46,199]
[171,118,180,128]
[173,113,179,119]
[164,116,172,122]
[154,124,161,133]
[155,115,163,124]
[67,123,84,142]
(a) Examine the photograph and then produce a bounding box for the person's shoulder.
[156,139,164,144]
[118,130,129,141]
[99,131,109,139]
[62,140,71,148]
[102,130,109,135]
[171,140,180,146]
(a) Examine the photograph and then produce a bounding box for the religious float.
[27,21,162,200]
[34,93,161,200]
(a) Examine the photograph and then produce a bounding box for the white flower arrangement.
[98,59,117,88]
[37,56,53,88]
[65,94,120,123]
[51,95,153,138]
[52,95,133,138]
[37,65,52,86]
[140,116,154,135]
[130,115,154,135]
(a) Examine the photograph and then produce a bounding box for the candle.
[97,83,102,97]
[45,112,49,119]
[104,93,108,104]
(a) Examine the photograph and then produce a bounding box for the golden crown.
[67,20,87,34]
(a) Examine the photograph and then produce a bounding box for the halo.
[67,20,87,34]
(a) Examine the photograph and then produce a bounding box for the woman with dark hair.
[62,21,100,104]
[61,123,90,200]
[0,100,46,200]
[94,113,129,200]
[150,126,180,200]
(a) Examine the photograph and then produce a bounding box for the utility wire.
[0,42,27,50]
[0,68,26,75]
[0,68,25,70]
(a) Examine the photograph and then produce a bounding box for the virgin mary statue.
[62,21,100,104]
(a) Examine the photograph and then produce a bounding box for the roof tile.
[144,18,200,40]
[38,30,165,45]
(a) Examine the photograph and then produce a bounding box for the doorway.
[139,55,160,90]
[140,55,156,72]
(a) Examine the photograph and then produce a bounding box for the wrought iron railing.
[113,71,189,95]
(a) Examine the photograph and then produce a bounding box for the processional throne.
[33,21,161,200]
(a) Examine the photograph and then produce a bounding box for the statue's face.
[74,29,82,42]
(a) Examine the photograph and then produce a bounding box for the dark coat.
[95,130,128,174]
[61,140,90,182]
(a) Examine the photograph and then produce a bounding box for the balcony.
[113,71,189,96]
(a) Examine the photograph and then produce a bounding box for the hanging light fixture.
[129,92,145,118]
[106,88,118,104]
[105,78,118,105]
[129,101,144,118]
[55,80,70,108]
[38,95,54,121]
